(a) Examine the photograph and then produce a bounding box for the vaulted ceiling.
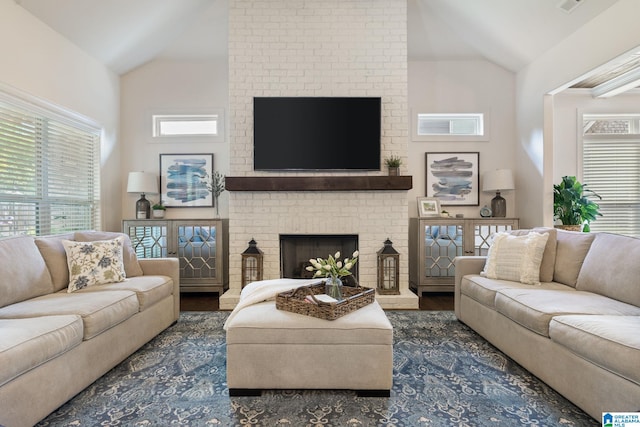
[18,0,622,78]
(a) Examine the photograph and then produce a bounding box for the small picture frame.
[417,197,441,217]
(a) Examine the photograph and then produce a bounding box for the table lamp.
[482,169,515,217]
[127,171,158,219]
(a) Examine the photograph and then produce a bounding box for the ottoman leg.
[356,389,390,397]
[229,388,262,397]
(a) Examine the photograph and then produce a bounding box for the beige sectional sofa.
[455,228,640,420]
[0,231,179,427]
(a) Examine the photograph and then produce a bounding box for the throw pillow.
[62,237,127,292]
[74,231,144,277]
[482,232,550,285]
[509,227,557,282]
[34,233,76,292]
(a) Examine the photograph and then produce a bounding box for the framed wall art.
[425,152,479,206]
[417,197,441,217]
[159,153,214,208]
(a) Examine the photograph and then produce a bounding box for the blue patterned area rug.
[37,311,597,426]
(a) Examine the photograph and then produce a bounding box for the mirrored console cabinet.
[410,218,519,295]
[123,219,227,294]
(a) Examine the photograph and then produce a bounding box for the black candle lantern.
[377,238,400,295]
[241,238,263,288]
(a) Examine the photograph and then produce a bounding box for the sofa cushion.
[494,288,640,337]
[0,315,83,387]
[509,227,557,282]
[0,290,139,340]
[63,237,127,292]
[34,233,76,292]
[75,231,144,278]
[576,232,640,307]
[0,235,53,308]
[77,275,173,312]
[553,229,595,287]
[461,275,573,310]
[482,232,549,285]
[549,315,640,386]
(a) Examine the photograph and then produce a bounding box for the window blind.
[0,93,100,237]
[582,114,640,237]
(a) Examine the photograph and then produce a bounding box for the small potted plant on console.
[152,202,166,219]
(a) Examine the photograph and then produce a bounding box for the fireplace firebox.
[280,234,359,281]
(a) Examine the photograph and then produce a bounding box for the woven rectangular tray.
[275,282,375,320]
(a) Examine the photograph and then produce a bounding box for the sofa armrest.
[138,258,180,321]
[453,256,486,319]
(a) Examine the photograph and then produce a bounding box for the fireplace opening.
[280,234,359,281]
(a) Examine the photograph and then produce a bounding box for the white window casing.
[412,111,490,142]
[151,109,225,142]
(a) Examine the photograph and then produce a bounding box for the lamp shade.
[127,172,158,194]
[482,169,515,192]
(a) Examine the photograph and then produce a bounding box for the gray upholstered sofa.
[0,231,179,427]
[454,228,640,420]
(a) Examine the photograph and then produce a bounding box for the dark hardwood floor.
[418,292,454,310]
[180,293,220,311]
[180,291,453,311]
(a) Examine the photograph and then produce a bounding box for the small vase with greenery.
[152,202,166,218]
[553,176,602,232]
[385,155,402,176]
[206,171,226,217]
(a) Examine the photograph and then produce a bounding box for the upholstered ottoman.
[226,299,393,396]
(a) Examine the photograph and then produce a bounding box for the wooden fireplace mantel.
[225,175,412,192]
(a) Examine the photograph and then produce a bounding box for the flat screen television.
[253,97,381,171]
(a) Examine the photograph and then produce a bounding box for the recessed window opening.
[417,113,484,136]
[153,114,219,137]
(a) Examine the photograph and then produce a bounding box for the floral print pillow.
[62,237,126,292]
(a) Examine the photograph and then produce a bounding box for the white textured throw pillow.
[483,232,549,285]
[62,237,126,292]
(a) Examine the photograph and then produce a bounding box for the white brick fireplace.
[220,0,418,309]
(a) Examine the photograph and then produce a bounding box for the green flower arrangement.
[306,250,359,279]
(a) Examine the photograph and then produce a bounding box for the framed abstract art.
[425,152,479,206]
[159,153,214,208]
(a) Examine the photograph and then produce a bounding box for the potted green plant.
[385,155,402,176]
[152,202,166,219]
[553,176,602,232]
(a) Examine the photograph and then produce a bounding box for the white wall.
[516,0,640,228]
[120,59,229,220]
[408,60,517,219]
[0,1,121,231]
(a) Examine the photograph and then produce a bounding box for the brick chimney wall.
[222,0,416,309]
